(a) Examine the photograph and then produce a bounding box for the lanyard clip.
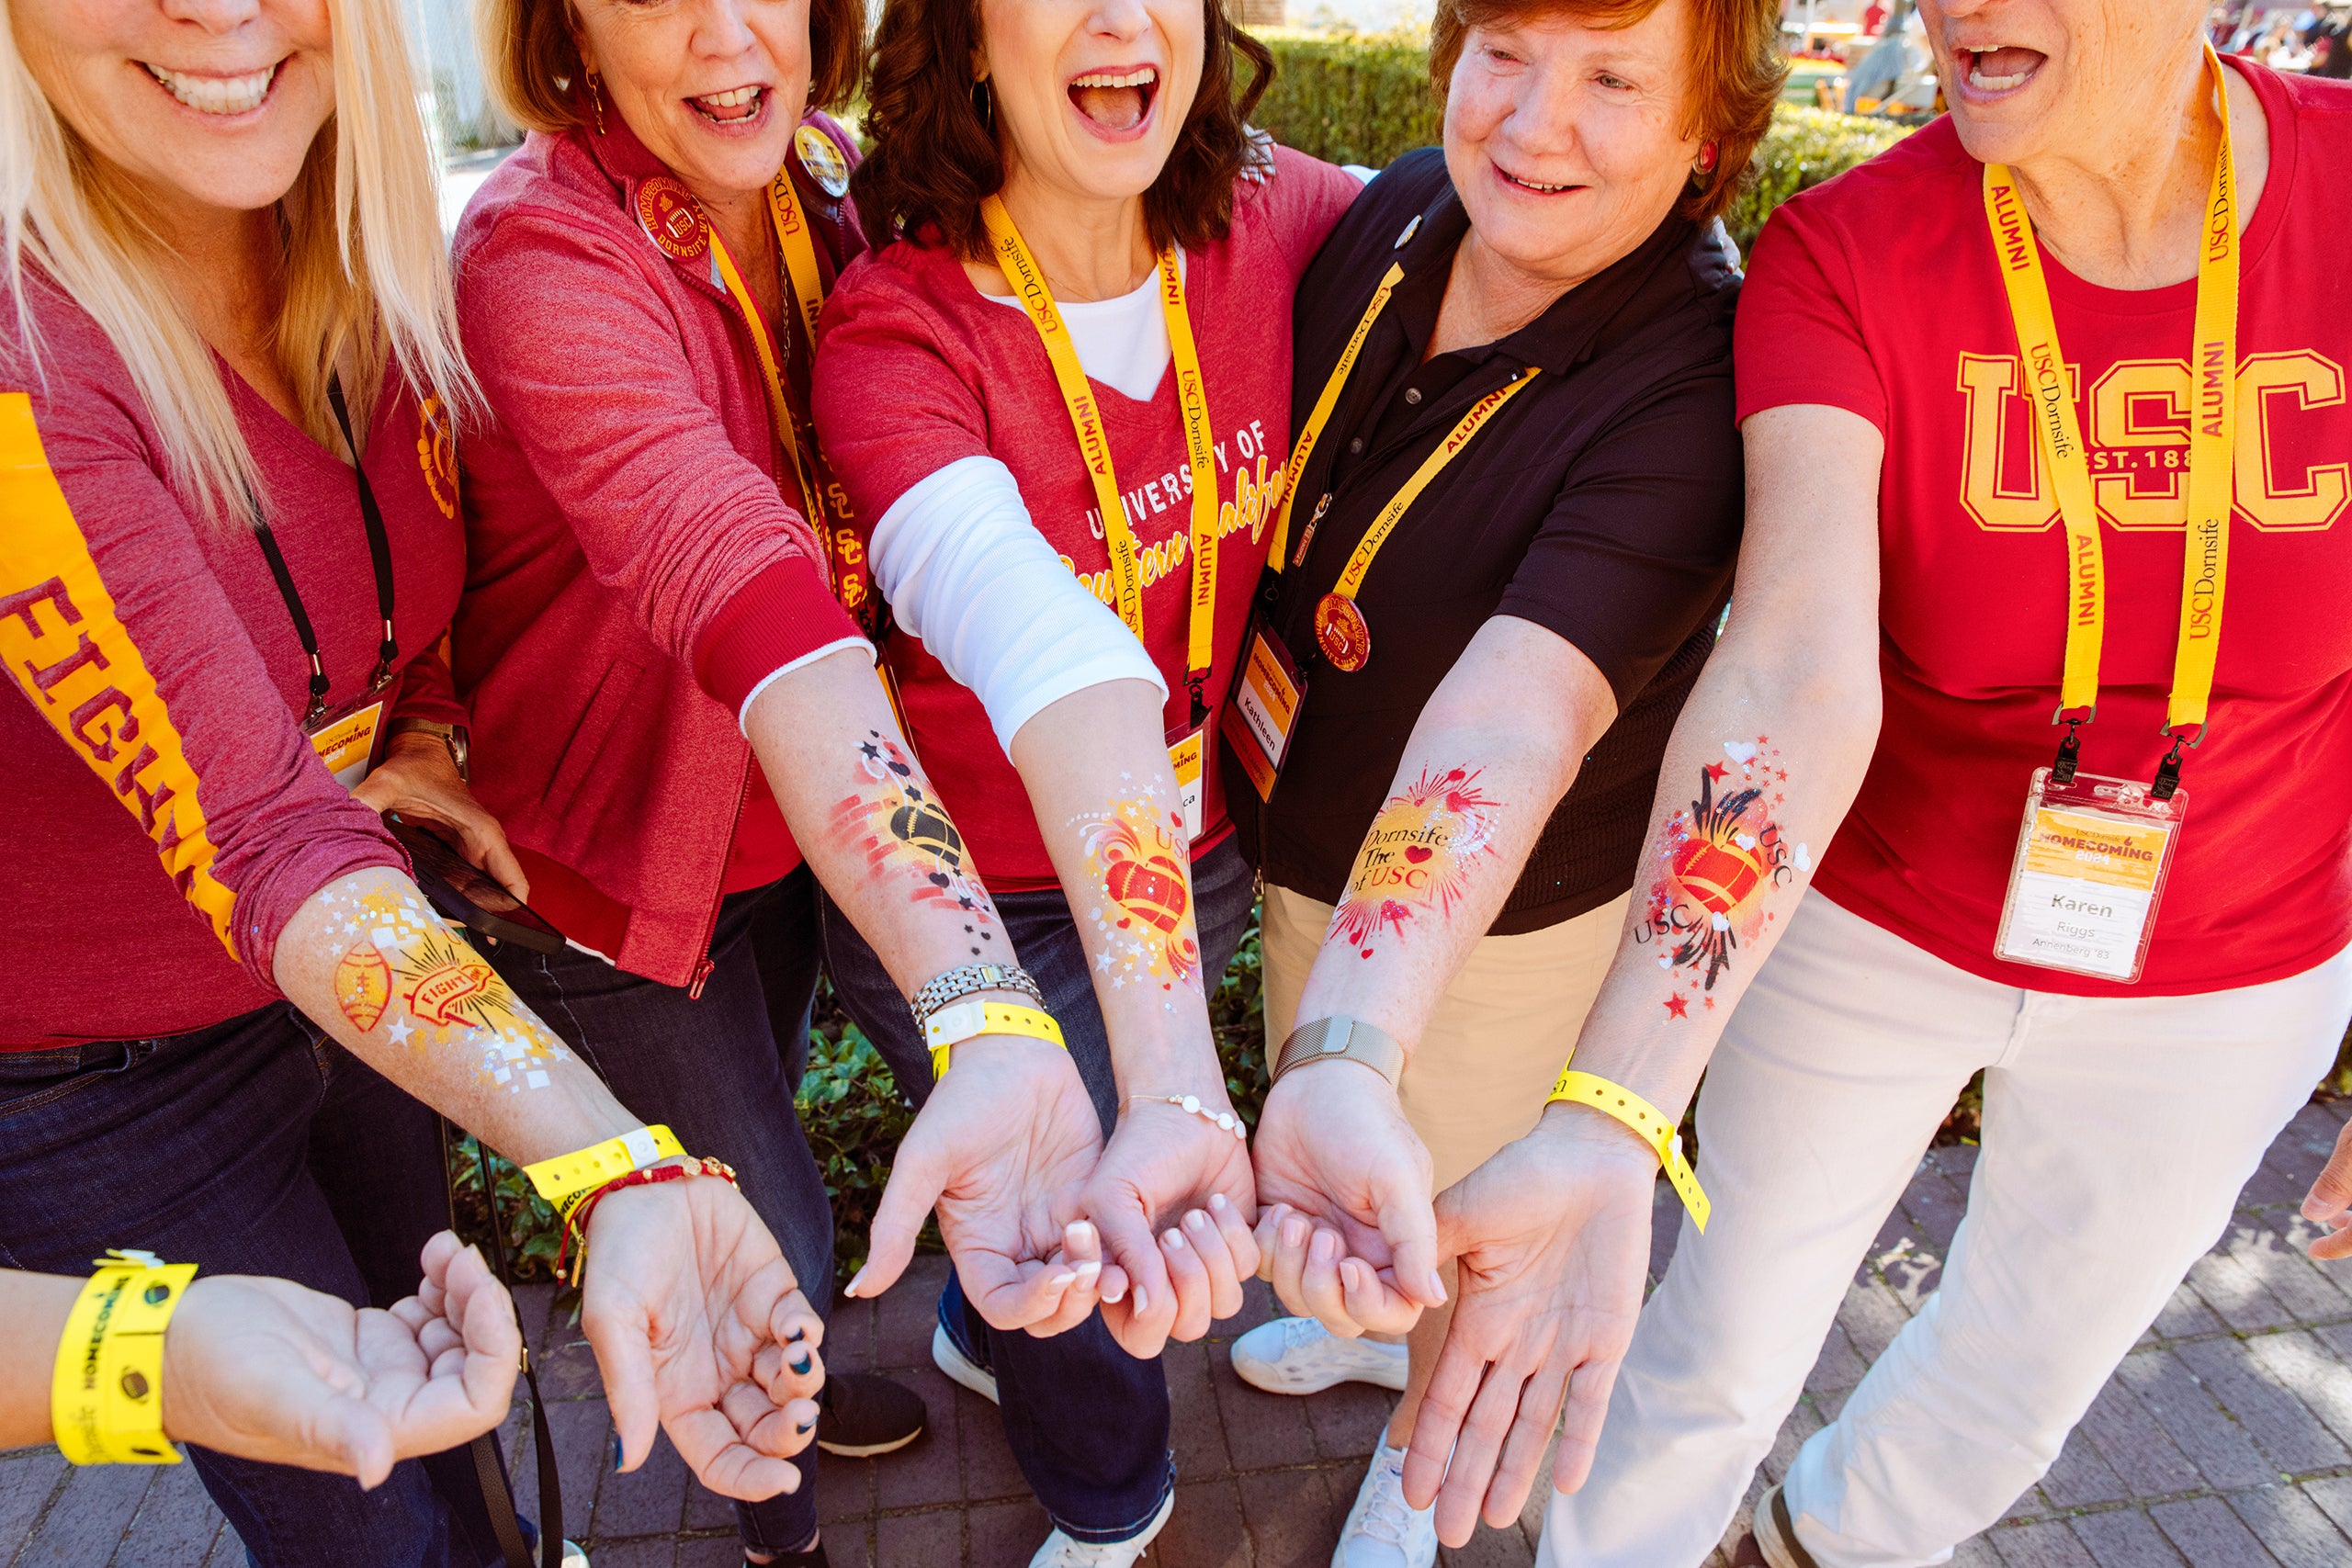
[368,619,399,694]
[1187,673,1209,729]
[2151,722,2204,802]
[1292,494,1331,570]
[2049,705,2093,786]
[302,656,331,728]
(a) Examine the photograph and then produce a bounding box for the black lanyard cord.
[246,482,334,728]
[326,373,400,690]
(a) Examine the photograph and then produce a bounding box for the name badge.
[1167,725,1205,842]
[307,699,386,791]
[1995,767,2187,984]
[1220,618,1307,802]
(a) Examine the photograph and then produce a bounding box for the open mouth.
[1956,45,2047,96]
[1069,66,1159,135]
[1495,164,1580,196]
[142,61,280,116]
[689,85,768,125]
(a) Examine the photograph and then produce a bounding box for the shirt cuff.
[693,558,866,716]
[737,636,875,734]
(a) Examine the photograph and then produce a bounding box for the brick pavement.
[6,1100,2349,1567]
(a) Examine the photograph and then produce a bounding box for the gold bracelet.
[1545,1069,1711,1232]
[925,999,1067,1080]
[522,1125,684,1218]
[51,1250,198,1465]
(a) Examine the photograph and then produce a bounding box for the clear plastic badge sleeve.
[1995,767,2188,985]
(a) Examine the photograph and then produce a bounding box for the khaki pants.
[1260,885,1630,1192]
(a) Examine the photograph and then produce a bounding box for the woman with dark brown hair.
[809,0,1362,1562]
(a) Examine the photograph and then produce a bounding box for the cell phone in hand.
[387,815,568,954]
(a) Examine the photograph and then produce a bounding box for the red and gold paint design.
[1329,765,1498,959]
[832,732,1001,960]
[1634,739,1810,1016]
[1075,791,1201,998]
[318,881,571,1091]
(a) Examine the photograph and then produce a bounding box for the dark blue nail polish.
[610,1434,623,1472]
[790,1352,812,1375]
[795,1417,814,1435]
[786,1325,806,1344]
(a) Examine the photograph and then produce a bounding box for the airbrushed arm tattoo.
[1634,737,1813,1018]
[1329,765,1502,960]
[833,729,1005,961]
[1070,785,1202,1004]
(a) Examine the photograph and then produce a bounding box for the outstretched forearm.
[1292,615,1616,1053]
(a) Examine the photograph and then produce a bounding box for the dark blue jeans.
[0,1004,508,1568]
[819,835,1258,1543]
[491,867,831,1558]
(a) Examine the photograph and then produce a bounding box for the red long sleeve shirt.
[0,272,460,1048]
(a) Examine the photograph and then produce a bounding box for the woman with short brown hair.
[810,0,1363,1560]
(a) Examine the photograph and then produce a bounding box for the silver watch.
[1272,1016,1406,1089]
[909,962,1043,1027]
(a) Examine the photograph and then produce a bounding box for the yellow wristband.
[522,1125,684,1216]
[51,1251,198,1465]
[924,1000,1067,1080]
[1545,1069,1711,1233]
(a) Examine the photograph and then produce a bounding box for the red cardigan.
[451,108,865,987]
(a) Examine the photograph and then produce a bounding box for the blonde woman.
[0,5,827,1565]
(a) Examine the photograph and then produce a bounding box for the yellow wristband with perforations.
[52,1250,197,1465]
[924,1000,1067,1081]
[523,1125,684,1217]
[1545,1069,1710,1232]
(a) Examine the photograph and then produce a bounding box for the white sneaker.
[1332,1445,1436,1568]
[1231,1315,1410,1394]
[931,1320,1000,1404]
[1028,1486,1176,1567]
[557,1540,589,1568]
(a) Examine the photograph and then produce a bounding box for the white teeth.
[144,62,277,115]
[1071,68,1158,89]
[1969,66,2030,91]
[1503,171,1570,193]
[695,85,763,109]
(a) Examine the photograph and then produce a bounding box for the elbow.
[1720,623,1883,756]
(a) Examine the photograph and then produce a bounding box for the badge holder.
[1221,609,1309,803]
[306,697,388,790]
[1993,760,2188,985]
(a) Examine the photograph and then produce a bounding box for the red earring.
[1697,141,1719,174]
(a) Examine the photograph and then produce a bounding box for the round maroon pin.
[1314,592,1371,672]
[636,175,709,261]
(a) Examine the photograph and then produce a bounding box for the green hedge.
[1252,31,1912,255]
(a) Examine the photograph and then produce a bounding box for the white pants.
[1538,893,2352,1568]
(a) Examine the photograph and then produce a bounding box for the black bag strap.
[441,1119,562,1568]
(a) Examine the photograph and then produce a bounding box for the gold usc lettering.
[1955,350,2348,534]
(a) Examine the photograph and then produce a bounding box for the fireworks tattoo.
[1328,765,1500,960]
[321,880,571,1091]
[1072,786,1201,1002]
[832,731,1001,960]
[1635,739,1810,1018]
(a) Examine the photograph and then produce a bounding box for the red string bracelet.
[558,1156,739,1285]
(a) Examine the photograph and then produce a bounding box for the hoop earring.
[586,69,607,137]
[971,75,994,132]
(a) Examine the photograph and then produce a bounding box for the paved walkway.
[6,1100,2349,1567]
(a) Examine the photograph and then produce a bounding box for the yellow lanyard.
[1984,43,2238,769]
[980,195,1222,706]
[707,173,836,584]
[1265,262,1406,572]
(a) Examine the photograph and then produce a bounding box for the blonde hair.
[0,0,477,524]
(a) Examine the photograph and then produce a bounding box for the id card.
[1168,725,1205,843]
[1994,767,2188,984]
[1220,619,1307,802]
[307,699,386,790]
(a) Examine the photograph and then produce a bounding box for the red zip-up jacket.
[0,271,463,1047]
[451,107,865,988]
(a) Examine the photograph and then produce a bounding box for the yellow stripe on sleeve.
[0,392,239,960]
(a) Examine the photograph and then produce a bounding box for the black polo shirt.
[1225,149,1746,934]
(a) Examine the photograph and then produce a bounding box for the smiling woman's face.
[10,0,336,216]
[1919,0,2209,169]
[978,0,1204,208]
[1442,1,1701,289]
[571,0,812,202]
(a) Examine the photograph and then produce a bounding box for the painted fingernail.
[1075,1260,1102,1277]
[790,1353,813,1375]
[1049,1272,1077,1289]
[1164,1228,1187,1250]
[1310,1230,1337,1261]
[1283,1217,1307,1248]
[1184,1210,1210,1232]
[1340,1259,1361,1292]
[796,1417,814,1435]
[1069,1221,1095,1247]
[1133,1284,1149,1315]
[1103,1280,1126,1303]
[1209,1192,1229,1213]
[1429,1269,1449,1304]
[786,1325,807,1344]
[611,1434,624,1472]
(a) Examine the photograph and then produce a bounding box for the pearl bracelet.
[1127,1092,1248,1142]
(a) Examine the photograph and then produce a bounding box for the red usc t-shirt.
[814,147,1361,886]
[1736,59,2352,997]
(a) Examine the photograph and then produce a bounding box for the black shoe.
[814,1370,927,1458]
[746,1543,830,1567]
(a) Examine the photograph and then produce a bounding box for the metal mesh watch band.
[1272,1016,1406,1089]
[909,962,1044,1027]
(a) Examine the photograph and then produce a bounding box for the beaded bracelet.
[558,1156,740,1284]
[1125,1093,1248,1142]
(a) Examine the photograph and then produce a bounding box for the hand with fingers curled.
[578,1171,827,1502]
[1248,1060,1449,1337]
[843,1032,1114,1337]
[1082,1087,1261,1359]
[353,731,530,903]
[2302,1114,2352,1261]
[1402,1104,1658,1548]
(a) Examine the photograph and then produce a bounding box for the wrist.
[1534,1097,1670,1167]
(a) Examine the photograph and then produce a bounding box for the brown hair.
[477,0,866,136]
[850,0,1275,257]
[1429,0,1784,222]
